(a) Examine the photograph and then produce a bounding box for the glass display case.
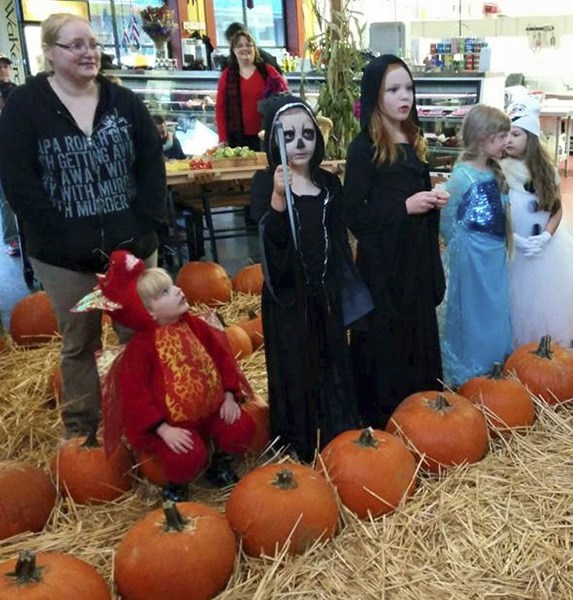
[110,69,324,156]
[413,72,506,173]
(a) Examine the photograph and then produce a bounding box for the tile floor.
[2,160,573,331]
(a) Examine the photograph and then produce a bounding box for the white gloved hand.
[527,230,552,252]
[513,232,539,256]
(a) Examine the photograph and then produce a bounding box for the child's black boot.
[205,450,239,488]
[161,481,189,502]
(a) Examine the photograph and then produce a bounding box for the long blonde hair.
[522,131,561,213]
[459,104,510,194]
[41,13,91,72]
[368,64,427,167]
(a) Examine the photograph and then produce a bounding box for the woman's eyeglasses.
[54,40,102,55]
[234,43,254,50]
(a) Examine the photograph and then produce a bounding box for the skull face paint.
[278,108,317,167]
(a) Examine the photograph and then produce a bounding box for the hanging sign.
[21,0,89,22]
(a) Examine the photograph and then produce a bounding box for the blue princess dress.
[440,163,513,388]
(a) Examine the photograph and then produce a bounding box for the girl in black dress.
[250,94,372,461]
[341,55,449,428]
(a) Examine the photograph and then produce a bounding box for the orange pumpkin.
[225,462,338,557]
[321,428,417,519]
[0,550,111,600]
[386,391,488,474]
[0,463,56,540]
[175,261,232,306]
[503,335,573,404]
[115,501,236,600]
[50,432,134,504]
[9,291,58,347]
[237,311,264,350]
[232,263,264,295]
[458,362,535,434]
[225,324,253,359]
[241,397,271,453]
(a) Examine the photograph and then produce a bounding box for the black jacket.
[0,73,167,272]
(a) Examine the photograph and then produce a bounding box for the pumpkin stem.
[272,469,298,490]
[162,500,189,532]
[431,393,452,412]
[354,427,378,448]
[488,363,504,380]
[82,430,100,449]
[247,309,258,320]
[7,550,43,585]
[532,335,553,359]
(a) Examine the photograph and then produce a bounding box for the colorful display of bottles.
[427,37,487,71]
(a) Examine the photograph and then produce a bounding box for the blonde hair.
[136,267,173,310]
[368,64,427,166]
[459,104,510,194]
[459,104,513,252]
[522,131,561,214]
[41,13,91,72]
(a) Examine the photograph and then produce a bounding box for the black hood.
[259,93,325,175]
[359,55,421,132]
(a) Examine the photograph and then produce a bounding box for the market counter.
[166,160,346,264]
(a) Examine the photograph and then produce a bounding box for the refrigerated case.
[111,69,325,156]
[414,71,506,173]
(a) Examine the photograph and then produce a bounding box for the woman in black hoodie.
[341,55,448,428]
[0,13,166,439]
[250,94,372,462]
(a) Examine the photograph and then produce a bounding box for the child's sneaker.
[4,240,20,256]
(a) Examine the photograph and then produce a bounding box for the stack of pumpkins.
[2,260,573,600]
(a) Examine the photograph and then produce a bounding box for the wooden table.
[166,160,346,264]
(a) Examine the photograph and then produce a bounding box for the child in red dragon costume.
[73,250,255,501]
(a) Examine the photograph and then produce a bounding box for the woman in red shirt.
[215,30,286,151]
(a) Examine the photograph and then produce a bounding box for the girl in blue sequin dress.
[440,104,513,388]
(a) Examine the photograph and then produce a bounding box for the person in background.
[500,93,573,348]
[250,94,373,462]
[153,114,186,160]
[215,30,286,151]
[0,13,166,439]
[222,22,282,74]
[0,54,19,256]
[340,55,448,429]
[440,104,512,387]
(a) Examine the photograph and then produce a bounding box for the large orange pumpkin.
[50,432,134,504]
[0,550,111,600]
[225,324,253,359]
[503,335,573,405]
[225,462,338,557]
[458,362,535,434]
[237,311,264,350]
[115,501,236,600]
[9,291,58,347]
[231,263,264,295]
[320,428,417,519]
[386,391,488,474]
[175,261,232,306]
[241,396,271,453]
[0,463,56,540]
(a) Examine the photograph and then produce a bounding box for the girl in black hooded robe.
[249,94,373,462]
[340,55,449,428]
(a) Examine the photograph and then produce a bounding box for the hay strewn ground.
[1,292,572,599]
